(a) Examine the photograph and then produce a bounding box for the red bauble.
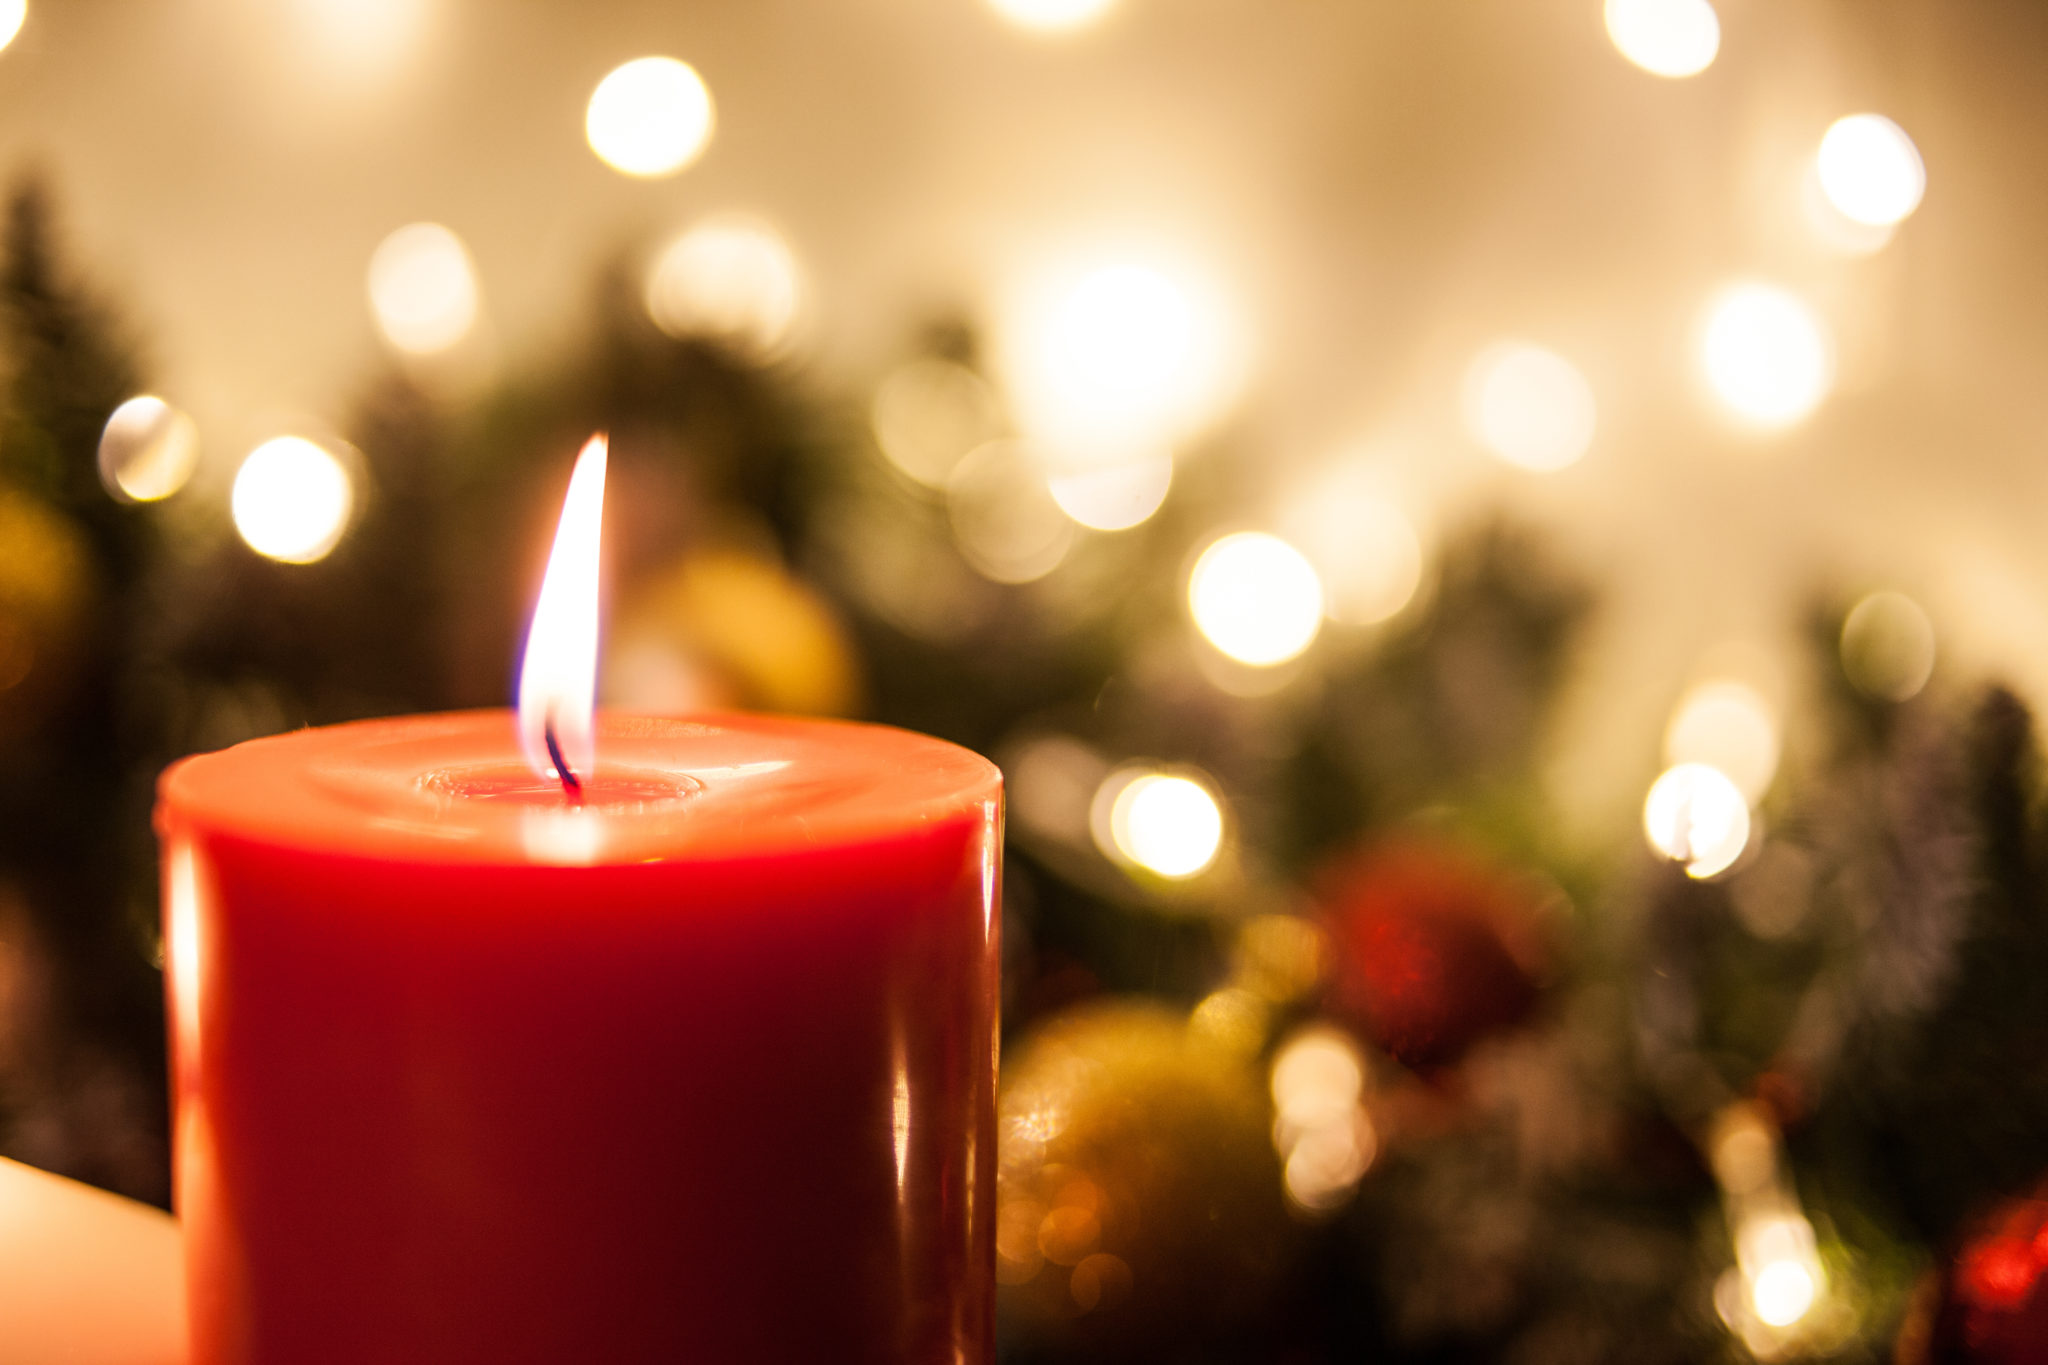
[1910,1187,2048,1365]
[1317,836,1548,1071]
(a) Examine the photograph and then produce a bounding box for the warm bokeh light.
[230,437,354,564]
[1643,762,1751,878]
[586,56,714,178]
[367,222,478,355]
[1046,453,1172,531]
[1816,114,1925,228]
[1664,679,1779,800]
[1271,1027,1375,1213]
[645,216,803,361]
[1092,768,1225,878]
[1840,590,1935,701]
[0,0,25,54]
[1188,532,1324,666]
[98,395,199,502]
[1461,342,1597,472]
[1001,256,1240,465]
[871,360,1003,488]
[1801,163,1897,257]
[986,0,1117,34]
[1699,283,1833,429]
[1283,464,1426,626]
[946,440,1073,583]
[1604,0,1719,77]
[516,434,608,785]
[1750,1259,1817,1328]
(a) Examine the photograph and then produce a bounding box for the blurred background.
[5,0,2048,1359]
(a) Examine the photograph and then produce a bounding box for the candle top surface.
[158,711,1001,866]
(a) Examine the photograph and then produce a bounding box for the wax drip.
[544,710,584,799]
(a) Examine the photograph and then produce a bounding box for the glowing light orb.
[645,216,802,361]
[1664,680,1779,800]
[1604,0,1720,78]
[1284,465,1425,625]
[986,0,1117,34]
[1801,163,1897,257]
[1046,454,1172,531]
[1643,762,1751,878]
[946,441,1072,583]
[1816,114,1925,228]
[871,360,1003,488]
[98,396,199,502]
[1462,342,1597,472]
[1188,532,1324,666]
[1270,1028,1365,1131]
[1002,256,1239,464]
[0,0,25,53]
[1699,284,1833,429]
[1095,770,1225,878]
[586,57,714,178]
[231,437,354,564]
[367,222,478,355]
[1840,590,1935,701]
[1750,1260,1818,1328]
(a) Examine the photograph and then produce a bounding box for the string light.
[1270,1027,1376,1213]
[1816,114,1925,228]
[986,0,1118,35]
[231,437,354,564]
[1188,532,1324,667]
[1283,465,1426,625]
[0,0,25,54]
[1462,342,1597,472]
[871,360,1003,489]
[1699,284,1833,429]
[1604,0,1720,78]
[367,222,478,355]
[1046,454,1173,532]
[1840,590,1935,701]
[586,57,714,178]
[98,396,199,503]
[1664,680,1779,800]
[1090,767,1225,878]
[1643,763,1750,878]
[645,216,803,361]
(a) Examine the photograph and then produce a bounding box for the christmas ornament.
[1899,1183,2048,1365]
[1317,836,1549,1071]
[996,1000,1293,1355]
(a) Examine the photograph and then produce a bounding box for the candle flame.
[518,434,608,788]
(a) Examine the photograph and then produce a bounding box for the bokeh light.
[1270,1027,1375,1213]
[1801,163,1897,257]
[1091,768,1225,878]
[586,56,714,178]
[1840,590,1935,701]
[367,222,478,355]
[986,0,1117,34]
[1046,454,1172,531]
[1751,1259,1818,1328]
[1603,0,1720,78]
[1188,532,1324,666]
[946,440,1072,583]
[872,360,1003,488]
[1816,114,1925,228]
[645,216,803,361]
[1461,342,1597,472]
[1643,762,1751,878]
[1001,256,1240,466]
[98,396,199,503]
[1699,283,1833,429]
[1282,465,1426,626]
[0,0,25,54]
[1664,679,1779,800]
[1737,1213,1825,1329]
[230,436,354,564]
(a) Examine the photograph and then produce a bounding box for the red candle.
[153,438,1002,1364]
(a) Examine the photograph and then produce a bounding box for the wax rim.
[157,709,1002,867]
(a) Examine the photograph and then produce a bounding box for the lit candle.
[155,436,1002,1364]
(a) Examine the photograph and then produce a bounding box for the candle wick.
[544,711,584,800]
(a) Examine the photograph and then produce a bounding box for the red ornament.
[1911,1187,2048,1365]
[1317,836,1549,1071]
